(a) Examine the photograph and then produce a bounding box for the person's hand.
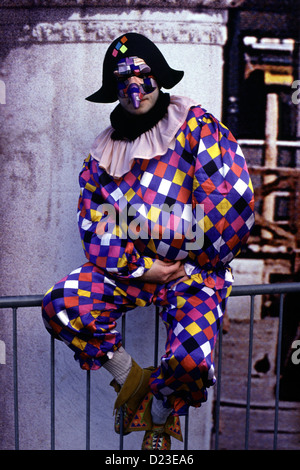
[169,273,190,288]
[139,259,188,285]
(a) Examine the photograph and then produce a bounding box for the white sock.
[103,347,132,386]
[151,396,172,425]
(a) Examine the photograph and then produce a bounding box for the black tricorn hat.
[86,32,184,103]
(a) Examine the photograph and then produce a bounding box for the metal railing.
[214,282,300,451]
[1,282,300,451]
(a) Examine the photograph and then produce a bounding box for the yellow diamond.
[113,225,123,237]
[144,257,154,270]
[216,199,232,216]
[45,285,54,296]
[204,215,214,231]
[90,209,102,222]
[168,354,179,370]
[114,286,127,298]
[185,322,202,335]
[125,187,135,202]
[90,310,102,319]
[173,169,185,185]
[86,182,96,192]
[71,336,87,351]
[188,116,198,132]
[177,131,185,148]
[207,142,220,159]
[204,310,216,325]
[148,205,161,222]
[176,296,186,308]
[70,316,83,331]
[220,122,229,131]
[193,178,200,191]
[135,297,147,307]
[78,289,91,298]
[117,253,128,268]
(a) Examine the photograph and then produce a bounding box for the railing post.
[12,307,19,450]
[273,293,284,450]
[184,411,189,450]
[118,315,126,451]
[50,335,55,450]
[86,370,91,450]
[214,327,223,450]
[245,294,255,449]
[154,307,160,368]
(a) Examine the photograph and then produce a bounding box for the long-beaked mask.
[114,56,158,109]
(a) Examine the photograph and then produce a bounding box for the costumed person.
[42,33,255,450]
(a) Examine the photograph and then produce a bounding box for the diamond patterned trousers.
[42,261,232,415]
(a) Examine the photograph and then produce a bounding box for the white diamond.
[140,171,153,187]
[157,178,172,195]
[110,187,123,201]
[64,280,79,289]
[200,340,211,357]
[233,179,248,195]
[57,310,69,326]
[174,323,184,337]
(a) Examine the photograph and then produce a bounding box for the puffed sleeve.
[78,155,154,278]
[184,109,255,277]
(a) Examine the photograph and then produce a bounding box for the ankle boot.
[110,359,155,435]
[140,397,183,450]
[125,390,182,449]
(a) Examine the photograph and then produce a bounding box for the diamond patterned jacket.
[78,105,255,288]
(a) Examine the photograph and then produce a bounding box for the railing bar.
[119,408,124,450]
[119,315,126,451]
[154,307,159,368]
[86,370,91,450]
[50,335,55,450]
[0,295,44,308]
[184,410,189,450]
[273,293,284,450]
[1,283,300,308]
[122,315,126,349]
[214,326,223,450]
[12,307,19,450]
[245,294,255,450]
[230,282,300,296]
[238,139,300,147]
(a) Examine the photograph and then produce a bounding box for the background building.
[217,0,300,449]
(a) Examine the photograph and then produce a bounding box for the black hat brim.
[86,32,184,103]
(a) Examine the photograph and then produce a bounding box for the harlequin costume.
[42,33,255,450]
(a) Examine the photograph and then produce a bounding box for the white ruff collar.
[90,95,198,178]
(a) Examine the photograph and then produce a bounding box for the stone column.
[0,4,229,450]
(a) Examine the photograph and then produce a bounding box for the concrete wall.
[0,6,228,450]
